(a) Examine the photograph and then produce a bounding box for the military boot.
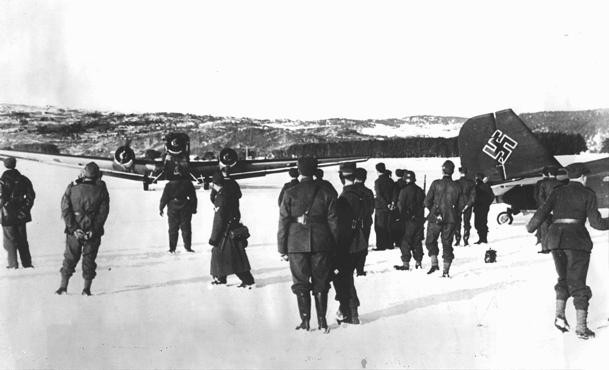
[349,299,360,325]
[463,231,470,246]
[336,301,350,324]
[442,261,451,278]
[554,299,570,333]
[295,292,311,331]
[427,255,439,274]
[415,261,422,269]
[82,279,93,296]
[454,235,461,247]
[55,275,70,295]
[575,309,595,339]
[314,292,330,334]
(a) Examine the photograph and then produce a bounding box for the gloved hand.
[159,209,164,217]
[192,209,197,214]
[209,239,218,247]
[280,254,289,262]
[73,229,86,240]
[85,231,93,240]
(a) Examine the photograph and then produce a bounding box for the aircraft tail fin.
[458,109,560,182]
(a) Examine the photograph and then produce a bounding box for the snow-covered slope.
[0,156,608,369]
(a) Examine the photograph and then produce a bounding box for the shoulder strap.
[304,185,321,216]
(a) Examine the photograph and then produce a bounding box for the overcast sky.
[1,0,608,119]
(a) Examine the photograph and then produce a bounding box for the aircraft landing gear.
[497,209,515,225]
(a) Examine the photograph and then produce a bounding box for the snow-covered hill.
[0,156,607,369]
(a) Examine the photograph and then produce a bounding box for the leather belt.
[553,218,584,224]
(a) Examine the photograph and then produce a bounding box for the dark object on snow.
[484,248,497,263]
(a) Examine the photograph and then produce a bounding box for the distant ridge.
[1,104,607,156]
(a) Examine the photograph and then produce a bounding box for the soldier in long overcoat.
[353,168,374,276]
[527,163,609,339]
[373,163,394,250]
[278,157,338,333]
[424,160,462,277]
[208,171,254,287]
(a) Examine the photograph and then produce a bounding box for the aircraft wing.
[0,149,150,182]
[458,109,561,182]
[220,156,369,180]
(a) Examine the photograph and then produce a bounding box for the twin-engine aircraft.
[0,132,368,190]
[458,109,609,224]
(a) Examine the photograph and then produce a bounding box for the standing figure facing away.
[159,173,197,253]
[56,162,110,296]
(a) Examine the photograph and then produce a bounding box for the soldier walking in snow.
[0,157,35,269]
[55,162,110,296]
[159,172,197,253]
[373,163,394,251]
[527,163,609,339]
[353,168,374,276]
[278,157,338,333]
[424,160,462,277]
[333,163,372,324]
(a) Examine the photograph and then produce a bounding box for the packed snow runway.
[1,156,608,369]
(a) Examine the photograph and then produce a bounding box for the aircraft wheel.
[497,212,513,225]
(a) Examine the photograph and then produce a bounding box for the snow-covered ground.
[1,155,608,369]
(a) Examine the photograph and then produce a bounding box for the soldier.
[159,173,197,253]
[535,166,562,252]
[278,168,299,206]
[353,167,374,276]
[55,162,110,296]
[278,157,338,333]
[474,173,494,244]
[526,163,609,339]
[373,163,394,251]
[394,170,425,270]
[208,171,254,287]
[424,160,462,277]
[315,168,338,198]
[0,157,35,269]
[533,167,550,208]
[454,167,476,246]
[390,169,407,248]
[333,163,372,324]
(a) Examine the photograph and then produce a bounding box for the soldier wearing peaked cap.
[278,157,338,333]
[1,156,35,269]
[527,162,609,339]
[278,168,300,206]
[56,162,109,296]
[424,160,463,277]
[333,163,372,324]
[353,167,374,276]
[373,162,394,251]
[454,167,476,247]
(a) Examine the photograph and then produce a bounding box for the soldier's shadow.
[339,280,522,328]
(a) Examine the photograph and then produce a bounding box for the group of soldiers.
[276,157,498,333]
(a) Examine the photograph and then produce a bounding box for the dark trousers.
[289,252,332,295]
[455,208,473,242]
[354,249,368,274]
[474,206,490,239]
[425,222,456,262]
[60,234,101,280]
[3,224,32,268]
[333,252,360,306]
[374,210,393,250]
[551,249,592,310]
[168,209,192,251]
[399,221,424,263]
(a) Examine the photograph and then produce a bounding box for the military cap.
[83,162,101,179]
[354,167,367,181]
[566,162,590,179]
[288,168,299,178]
[315,168,324,179]
[442,160,455,175]
[376,162,386,173]
[298,157,317,177]
[395,169,405,178]
[3,156,16,169]
[339,163,356,176]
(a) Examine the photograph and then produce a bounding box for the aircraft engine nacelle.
[113,145,136,171]
[219,148,238,168]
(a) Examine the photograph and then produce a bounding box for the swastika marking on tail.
[482,130,518,164]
